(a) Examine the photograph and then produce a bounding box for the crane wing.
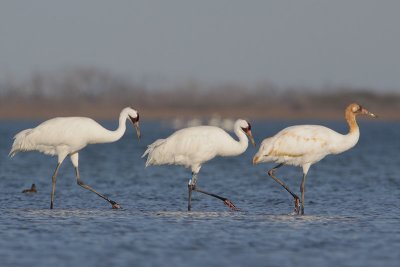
[142,126,220,168]
[265,125,334,159]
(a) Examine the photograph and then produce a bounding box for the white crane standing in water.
[9,107,141,209]
[143,119,256,211]
[253,103,376,215]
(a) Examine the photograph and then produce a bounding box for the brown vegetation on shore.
[1,68,399,120]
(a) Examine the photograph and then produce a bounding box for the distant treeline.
[0,68,399,120]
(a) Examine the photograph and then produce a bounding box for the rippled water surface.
[0,120,399,267]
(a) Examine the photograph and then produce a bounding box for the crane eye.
[353,105,362,113]
[130,113,139,123]
[241,122,251,133]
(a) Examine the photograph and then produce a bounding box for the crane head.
[241,121,256,147]
[350,103,377,118]
[129,113,141,139]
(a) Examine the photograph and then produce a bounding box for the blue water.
[0,119,399,267]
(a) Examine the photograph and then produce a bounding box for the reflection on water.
[0,120,399,267]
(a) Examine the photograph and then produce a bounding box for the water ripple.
[0,120,399,267]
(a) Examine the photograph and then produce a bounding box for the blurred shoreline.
[1,100,398,121]
[1,68,399,120]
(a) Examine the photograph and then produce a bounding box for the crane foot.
[110,201,122,209]
[223,199,240,211]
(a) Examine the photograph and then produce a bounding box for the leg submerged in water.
[187,172,238,211]
[50,163,61,209]
[75,167,121,209]
[187,172,198,211]
[300,174,307,215]
[70,153,121,209]
[268,163,301,214]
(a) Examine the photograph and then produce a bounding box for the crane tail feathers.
[9,128,36,157]
[142,139,166,167]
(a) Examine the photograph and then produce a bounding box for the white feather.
[252,103,376,214]
[253,103,375,174]
[143,119,253,173]
[9,107,139,163]
[9,107,140,209]
[256,124,358,167]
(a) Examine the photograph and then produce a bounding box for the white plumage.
[10,107,141,209]
[253,103,376,215]
[254,125,358,169]
[143,119,256,211]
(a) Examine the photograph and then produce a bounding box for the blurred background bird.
[22,183,37,193]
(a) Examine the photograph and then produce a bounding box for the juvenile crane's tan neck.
[345,106,359,134]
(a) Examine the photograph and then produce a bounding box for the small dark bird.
[22,184,37,193]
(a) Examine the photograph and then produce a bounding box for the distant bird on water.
[253,103,376,215]
[22,183,37,193]
[9,107,141,209]
[143,119,256,211]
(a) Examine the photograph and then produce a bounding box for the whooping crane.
[143,119,256,211]
[9,107,140,209]
[253,103,376,215]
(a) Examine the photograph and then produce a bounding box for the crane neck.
[217,121,250,156]
[232,123,249,155]
[330,107,360,154]
[345,107,359,134]
[96,108,129,143]
[116,110,129,138]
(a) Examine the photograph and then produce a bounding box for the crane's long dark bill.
[129,115,141,139]
[246,131,256,147]
[133,122,141,139]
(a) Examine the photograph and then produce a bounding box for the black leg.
[300,174,307,215]
[192,186,239,211]
[187,172,238,211]
[188,172,198,211]
[268,163,300,214]
[50,163,61,209]
[75,167,121,209]
[188,185,192,211]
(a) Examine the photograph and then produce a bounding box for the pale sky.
[1,0,399,91]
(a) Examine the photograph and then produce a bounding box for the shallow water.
[0,119,399,267]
